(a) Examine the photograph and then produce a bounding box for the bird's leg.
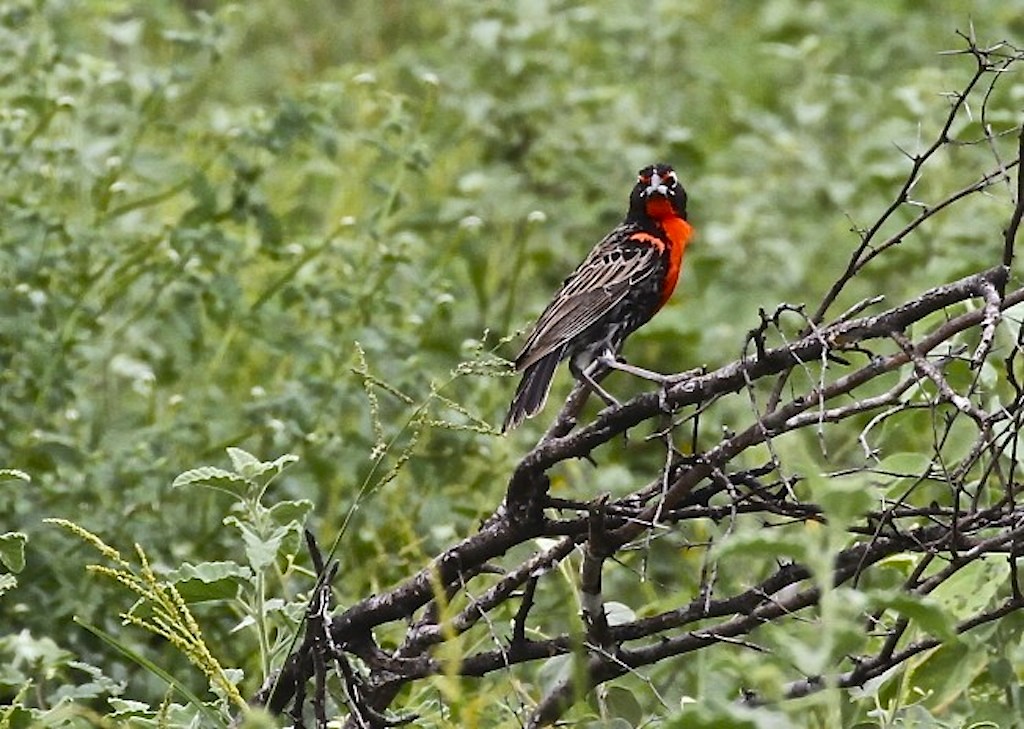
[578,358,633,446]
[596,353,670,382]
[596,352,704,412]
[577,359,620,408]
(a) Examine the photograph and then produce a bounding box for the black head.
[628,163,688,221]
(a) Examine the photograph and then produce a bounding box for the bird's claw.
[596,351,621,370]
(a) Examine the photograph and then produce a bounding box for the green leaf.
[0,573,17,598]
[810,474,877,527]
[987,656,1014,688]
[538,654,574,694]
[663,698,791,729]
[0,469,30,485]
[167,561,252,602]
[107,698,152,718]
[171,466,250,498]
[875,452,933,497]
[900,640,987,711]
[882,591,956,641]
[224,517,284,571]
[601,686,643,725]
[878,450,931,478]
[233,707,281,729]
[267,499,313,528]
[169,560,251,583]
[0,532,27,573]
[583,719,632,729]
[929,557,1006,620]
[227,449,299,483]
[263,452,300,477]
[0,705,36,728]
[603,601,635,627]
[714,530,809,565]
[876,553,918,574]
[55,660,125,702]
[226,447,262,478]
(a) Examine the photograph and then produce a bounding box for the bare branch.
[250,37,1024,729]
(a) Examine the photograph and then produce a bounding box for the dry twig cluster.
[253,36,1024,727]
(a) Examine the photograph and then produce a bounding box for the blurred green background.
[1,0,1022,726]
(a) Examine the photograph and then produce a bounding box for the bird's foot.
[596,354,704,413]
[596,352,668,383]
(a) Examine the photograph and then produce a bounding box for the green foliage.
[0,471,30,583]
[1,0,1022,726]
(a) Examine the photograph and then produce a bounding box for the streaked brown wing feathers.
[514,235,660,370]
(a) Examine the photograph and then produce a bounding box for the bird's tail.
[503,351,562,432]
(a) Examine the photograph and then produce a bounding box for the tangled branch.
[251,36,1024,728]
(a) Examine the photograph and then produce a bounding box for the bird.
[503,163,693,432]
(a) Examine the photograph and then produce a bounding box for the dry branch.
[250,37,1024,728]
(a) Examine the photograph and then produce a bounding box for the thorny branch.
[250,37,1024,727]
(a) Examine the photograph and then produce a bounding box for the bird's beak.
[644,172,671,198]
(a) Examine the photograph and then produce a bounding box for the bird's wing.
[514,229,663,371]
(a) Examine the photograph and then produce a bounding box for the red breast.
[645,197,694,309]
